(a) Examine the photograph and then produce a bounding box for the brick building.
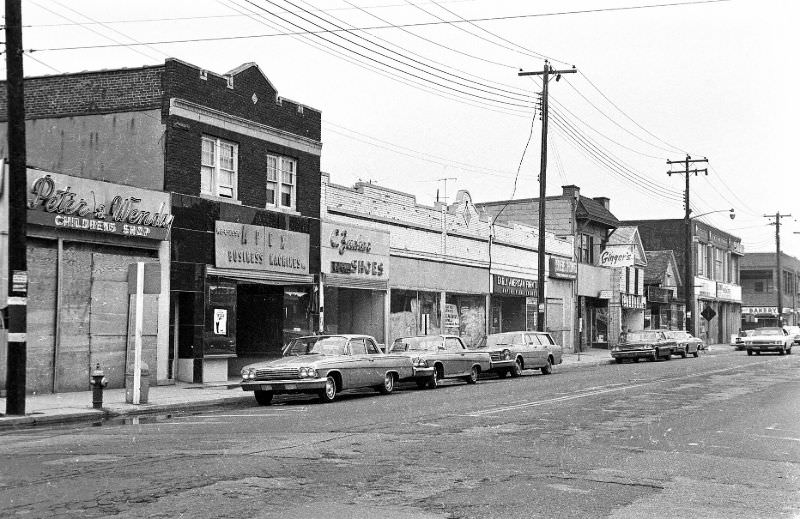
[740,252,800,328]
[0,59,322,391]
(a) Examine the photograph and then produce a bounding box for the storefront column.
[318,275,326,333]
[485,293,491,338]
[440,290,447,333]
[384,288,391,346]
[156,240,171,384]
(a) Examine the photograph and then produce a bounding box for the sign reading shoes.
[26,170,173,240]
[321,222,390,279]
[215,221,309,274]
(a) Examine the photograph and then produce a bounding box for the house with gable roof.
[643,250,685,330]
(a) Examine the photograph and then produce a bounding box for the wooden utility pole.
[667,155,707,336]
[766,213,791,325]
[4,0,28,415]
[519,61,576,332]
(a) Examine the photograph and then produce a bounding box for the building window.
[578,234,594,264]
[754,281,764,293]
[201,136,238,199]
[266,154,296,210]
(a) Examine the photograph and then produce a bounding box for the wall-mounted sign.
[26,170,173,241]
[598,290,613,300]
[716,282,742,302]
[215,221,309,274]
[321,221,390,279]
[741,306,779,316]
[621,293,645,309]
[599,247,634,268]
[694,276,716,298]
[492,274,537,296]
[646,286,673,304]
[549,257,577,279]
[213,309,228,335]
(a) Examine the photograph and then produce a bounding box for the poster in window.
[444,303,460,334]
[213,309,228,335]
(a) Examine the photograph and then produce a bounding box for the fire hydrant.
[89,363,108,409]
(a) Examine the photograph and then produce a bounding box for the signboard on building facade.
[26,170,173,241]
[741,306,778,315]
[549,256,577,279]
[492,274,537,296]
[599,247,634,268]
[646,286,673,303]
[620,294,645,309]
[321,221,390,279]
[716,281,742,302]
[694,276,716,298]
[215,221,309,274]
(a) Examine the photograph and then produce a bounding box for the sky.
[4,0,798,258]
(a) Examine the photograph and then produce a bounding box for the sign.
[11,271,27,294]
[599,247,634,268]
[548,257,577,279]
[444,303,460,333]
[647,286,672,303]
[620,293,645,309]
[492,274,537,296]
[741,306,778,316]
[701,305,717,321]
[215,221,309,274]
[213,309,228,335]
[321,221,390,279]
[26,170,173,241]
[716,282,742,302]
[694,276,716,298]
[598,290,613,300]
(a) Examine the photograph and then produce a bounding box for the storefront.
[320,221,390,343]
[171,206,315,383]
[3,169,172,393]
[644,286,685,330]
[489,274,537,334]
[389,256,488,348]
[620,293,646,332]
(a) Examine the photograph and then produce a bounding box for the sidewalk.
[0,345,730,428]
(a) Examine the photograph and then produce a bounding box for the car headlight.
[612,346,619,352]
[413,357,428,368]
[502,349,512,361]
[241,368,255,380]
[298,367,317,378]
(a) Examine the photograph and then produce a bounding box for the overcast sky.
[5,0,798,258]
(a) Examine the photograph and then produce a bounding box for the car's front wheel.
[680,348,688,359]
[692,349,699,358]
[510,358,523,377]
[779,345,786,355]
[377,372,395,394]
[427,366,441,389]
[254,390,273,406]
[465,365,479,384]
[319,375,337,403]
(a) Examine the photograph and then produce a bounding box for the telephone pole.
[765,213,791,325]
[667,155,707,336]
[5,0,28,415]
[519,61,576,332]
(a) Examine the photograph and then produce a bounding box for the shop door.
[545,298,565,347]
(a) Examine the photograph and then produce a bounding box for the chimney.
[562,185,580,200]
[593,196,610,211]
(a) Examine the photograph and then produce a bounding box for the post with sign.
[127,262,161,404]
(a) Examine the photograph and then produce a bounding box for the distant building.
[740,252,800,328]
[642,250,684,330]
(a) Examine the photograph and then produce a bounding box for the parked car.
[474,331,563,377]
[782,325,800,346]
[731,329,754,351]
[388,335,491,388]
[662,330,703,358]
[742,327,793,356]
[611,330,676,363]
[240,334,414,405]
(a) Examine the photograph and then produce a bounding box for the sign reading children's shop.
[26,170,173,240]
[215,221,309,274]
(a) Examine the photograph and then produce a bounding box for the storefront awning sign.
[26,170,173,241]
[492,274,537,296]
[548,257,577,279]
[215,221,309,274]
[620,293,645,309]
[321,221,390,280]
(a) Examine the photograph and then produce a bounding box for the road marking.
[463,361,780,417]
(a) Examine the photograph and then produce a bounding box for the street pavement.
[0,344,733,428]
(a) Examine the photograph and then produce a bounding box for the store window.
[266,154,297,210]
[389,290,441,340]
[201,136,238,199]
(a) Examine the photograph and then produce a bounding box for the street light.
[685,208,735,336]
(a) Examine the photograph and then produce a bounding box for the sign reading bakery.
[215,221,309,274]
[26,170,173,240]
[321,221,390,279]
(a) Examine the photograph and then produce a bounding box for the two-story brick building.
[1,59,322,391]
[740,252,800,328]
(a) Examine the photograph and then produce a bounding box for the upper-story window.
[578,234,594,264]
[266,154,296,210]
[201,136,238,199]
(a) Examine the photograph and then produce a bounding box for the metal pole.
[5,0,28,415]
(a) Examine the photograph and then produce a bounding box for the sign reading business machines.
[215,221,309,274]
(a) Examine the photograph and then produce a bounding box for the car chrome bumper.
[489,359,515,370]
[745,344,784,352]
[611,350,655,359]
[241,378,327,393]
[411,366,435,378]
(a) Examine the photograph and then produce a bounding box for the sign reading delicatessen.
[321,221,390,280]
[215,221,309,275]
[26,169,173,240]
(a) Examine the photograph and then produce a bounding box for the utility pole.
[667,155,707,337]
[765,213,791,326]
[4,0,28,415]
[519,61,576,332]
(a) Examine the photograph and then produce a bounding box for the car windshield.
[389,336,443,352]
[664,331,689,339]
[625,331,660,342]
[307,336,349,355]
[283,336,324,356]
[754,328,784,336]
[477,333,522,348]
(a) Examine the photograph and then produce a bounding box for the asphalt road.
[1,349,798,518]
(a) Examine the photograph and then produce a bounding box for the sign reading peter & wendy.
[492,274,538,297]
[215,221,309,274]
[26,170,173,240]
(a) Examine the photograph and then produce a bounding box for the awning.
[206,266,314,285]
[323,273,388,291]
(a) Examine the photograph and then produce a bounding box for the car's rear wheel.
[779,346,786,355]
[747,349,753,356]
[318,375,337,403]
[615,358,623,364]
[510,358,523,377]
[254,390,273,406]
[692,349,699,358]
[378,372,395,394]
[680,348,688,359]
[465,365,479,384]
[541,357,553,375]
